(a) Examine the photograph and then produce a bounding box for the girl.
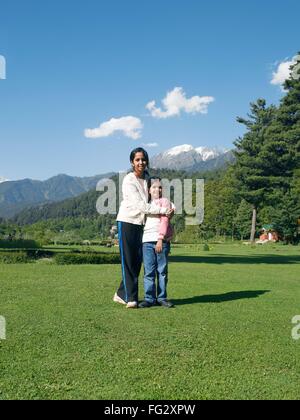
[114,148,173,309]
[139,177,174,309]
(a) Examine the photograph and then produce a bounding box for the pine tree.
[234,99,277,243]
[261,54,300,242]
[234,199,253,240]
[263,54,300,192]
[203,170,240,239]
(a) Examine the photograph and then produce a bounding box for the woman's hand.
[155,240,163,254]
[166,207,175,219]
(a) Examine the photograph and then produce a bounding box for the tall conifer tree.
[234,99,277,242]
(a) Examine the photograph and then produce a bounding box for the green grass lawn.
[1,243,300,400]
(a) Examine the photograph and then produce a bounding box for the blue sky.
[0,0,299,181]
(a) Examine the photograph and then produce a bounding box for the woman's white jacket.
[117,173,167,226]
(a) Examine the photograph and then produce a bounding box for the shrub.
[0,251,33,264]
[25,249,55,259]
[0,249,55,259]
[54,252,120,265]
[0,240,40,249]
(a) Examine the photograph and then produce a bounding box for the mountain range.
[1,145,234,220]
[0,173,114,219]
[151,145,234,172]
[12,166,223,226]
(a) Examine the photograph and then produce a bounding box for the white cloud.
[0,177,9,184]
[271,56,298,89]
[146,87,215,119]
[142,142,159,148]
[85,116,143,140]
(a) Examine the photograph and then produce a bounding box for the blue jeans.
[143,242,170,304]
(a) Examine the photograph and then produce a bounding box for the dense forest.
[1,57,299,244]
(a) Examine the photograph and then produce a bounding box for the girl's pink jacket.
[153,197,174,241]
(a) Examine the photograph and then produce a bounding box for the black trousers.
[117,221,143,302]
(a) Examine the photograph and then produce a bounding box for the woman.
[113,148,172,309]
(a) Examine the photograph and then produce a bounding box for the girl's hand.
[155,240,163,254]
[166,207,175,219]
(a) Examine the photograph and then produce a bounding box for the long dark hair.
[130,147,150,178]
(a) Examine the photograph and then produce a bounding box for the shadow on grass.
[173,290,270,306]
[169,254,300,265]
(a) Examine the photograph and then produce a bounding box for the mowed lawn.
[1,244,300,400]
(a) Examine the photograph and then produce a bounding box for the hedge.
[0,240,41,249]
[0,249,55,259]
[0,249,121,265]
[0,251,33,264]
[54,252,120,265]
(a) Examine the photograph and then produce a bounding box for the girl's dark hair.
[130,147,149,168]
[147,176,162,202]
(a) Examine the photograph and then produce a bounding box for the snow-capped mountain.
[166,144,195,156]
[151,144,232,171]
[0,177,9,184]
